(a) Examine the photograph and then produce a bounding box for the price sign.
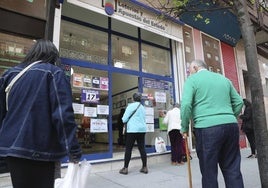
[81,89,99,103]
[87,92,97,101]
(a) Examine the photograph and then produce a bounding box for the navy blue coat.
[0,62,81,162]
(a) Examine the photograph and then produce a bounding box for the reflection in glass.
[0,32,35,75]
[143,80,174,148]
[112,35,139,71]
[112,19,138,38]
[142,44,171,76]
[60,21,108,64]
[70,66,109,154]
[141,29,170,48]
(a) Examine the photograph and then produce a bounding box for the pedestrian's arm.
[229,81,243,117]
[180,80,194,133]
[163,112,168,124]
[241,107,252,120]
[122,106,131,123]
[51,70,82,162]
[182,132,188,139]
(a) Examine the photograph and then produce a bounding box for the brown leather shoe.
[119,167,128,175]
[140,167,148,174]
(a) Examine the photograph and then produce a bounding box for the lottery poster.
[81,89,100,103]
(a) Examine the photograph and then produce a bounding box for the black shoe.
[247,154,255,158]
[119,167,128,175]
[140,167,148,174]
[182,155,192,162]
[182,155,187,162]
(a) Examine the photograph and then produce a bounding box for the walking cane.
[184,137,193,188]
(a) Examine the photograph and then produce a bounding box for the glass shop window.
[141,44,171,77]
[0,32,35,75]
[68,65,109,154]
[142,78,174,147]
[60,20,108,65]
[141,29,170,48]
[112,35,139,71]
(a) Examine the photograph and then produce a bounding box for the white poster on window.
[145,115,154,124]
[90,119,108,133]
[97,105,109,115]
[155,92,166,103]
[84,107,97,117]
[145,107,154,115]
[72,103,84,114]
[146,123,154,132]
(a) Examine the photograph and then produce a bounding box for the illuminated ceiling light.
[114,62,123,68]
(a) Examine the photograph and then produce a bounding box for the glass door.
[69,65,110,155]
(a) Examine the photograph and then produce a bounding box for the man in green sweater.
[181,60,244,188]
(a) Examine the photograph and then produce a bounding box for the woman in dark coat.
[240,99,256,158]
[117,108,125,146]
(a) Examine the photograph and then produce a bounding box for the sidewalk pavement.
[86,148,260,188]
[0,148,261,188]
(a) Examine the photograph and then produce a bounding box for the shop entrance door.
[111,72,138,154]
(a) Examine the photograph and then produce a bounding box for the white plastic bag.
[155,137,167,153]
[54,160,92,188]
[78,159,92,188]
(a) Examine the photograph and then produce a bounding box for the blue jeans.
[195,123,244,188]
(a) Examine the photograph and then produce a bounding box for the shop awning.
[180,3,241,46]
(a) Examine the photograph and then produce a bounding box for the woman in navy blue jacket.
[0,39,81,188]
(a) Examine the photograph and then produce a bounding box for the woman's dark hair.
[133,92,142,102]
[119,108,125,117]
[22,39,59,65]
[243,99,251,106]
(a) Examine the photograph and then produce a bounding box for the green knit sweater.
[180,69,243,133]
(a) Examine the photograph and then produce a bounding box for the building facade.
[52,0,186,161]
[0,0,267,162]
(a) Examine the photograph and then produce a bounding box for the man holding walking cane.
[180,60,244,188]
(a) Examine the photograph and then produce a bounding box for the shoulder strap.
[5,60,41,111]
[126,103,141,123]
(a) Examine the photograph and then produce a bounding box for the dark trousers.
[6,157,55,188]
[168,129,183,163]
[118,125,125,145]
[245,131,256,155]
[195,123,244,188]
[54,161,61,179]
[124,133,147,168]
